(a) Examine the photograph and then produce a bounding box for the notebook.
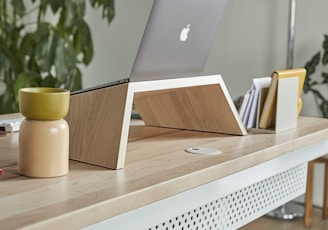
[72,0,228,94]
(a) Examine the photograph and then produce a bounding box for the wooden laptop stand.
[65,75,247,169]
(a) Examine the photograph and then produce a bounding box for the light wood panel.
[134,84,247,135]
[130,75,247,136]
[1,116,328,229]
[304,157,328,227]
[304,161,315,227]
[65,83,130,169]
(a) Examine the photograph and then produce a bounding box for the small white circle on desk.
[185,147,221,155]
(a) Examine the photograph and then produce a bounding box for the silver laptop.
[73,0,228,94]
[130,0,228,81]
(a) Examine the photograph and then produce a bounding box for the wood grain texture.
[324,160,328,219]
[1,116,328,229]
[304,161,314,227]
[65,83,129,169]
[303,157,328,227]
[134,84,247,135]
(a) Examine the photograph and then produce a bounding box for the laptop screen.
[73,0,228,94]
[130,0,228,82]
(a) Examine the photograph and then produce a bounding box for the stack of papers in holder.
[233,77,271,129]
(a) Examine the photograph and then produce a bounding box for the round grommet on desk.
[185,147,221,155]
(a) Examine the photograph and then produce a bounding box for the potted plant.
[304,34,328,117]
[0,0,114,114]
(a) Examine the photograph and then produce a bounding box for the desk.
[1,116,328,229]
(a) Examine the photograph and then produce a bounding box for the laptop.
[73,0,228,94]
[67,0,241,169]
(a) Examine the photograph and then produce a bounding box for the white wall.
[84,0,328,208]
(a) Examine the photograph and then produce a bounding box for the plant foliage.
[0,0,115,114]
[304,35,328,117]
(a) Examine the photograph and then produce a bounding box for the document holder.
[65,75,247,169]
[254,77,299,133]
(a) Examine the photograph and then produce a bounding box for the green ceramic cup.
[19,87,70,121]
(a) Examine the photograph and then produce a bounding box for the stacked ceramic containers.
[18,88,70,177]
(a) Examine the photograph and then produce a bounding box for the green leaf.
[0,43,12,72]
[10,0,26,18]
[38,0,65,16]
[0,91,18,114]
[3,21,23,47]
[40,0,65,14]
[323,34,328,49]
[73,20,93,65]
[54,36,76,82]
[89,0,115,24]
[305,51,320,77]
[34,23,58,72]
[40,74,57,87]
[64,67,82,91]
[59,0,85,30]
[304,51,321,94]
[319,101,328,118]
[322,72,328,84]
[13,71,40,102]
[323,35,328,65]
[19,32,36,61]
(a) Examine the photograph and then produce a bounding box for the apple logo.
[180,24,190,42]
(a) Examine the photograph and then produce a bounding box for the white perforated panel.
[148,163,307,230]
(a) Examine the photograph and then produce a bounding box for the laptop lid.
[73,0,228,95]
[129,0,228,82]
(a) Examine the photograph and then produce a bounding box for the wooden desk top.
[1,116,328,229]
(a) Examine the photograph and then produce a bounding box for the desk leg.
[304,161,314,227]
[323,160,328,219]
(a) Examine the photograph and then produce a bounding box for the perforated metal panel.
[148,163,307,230]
